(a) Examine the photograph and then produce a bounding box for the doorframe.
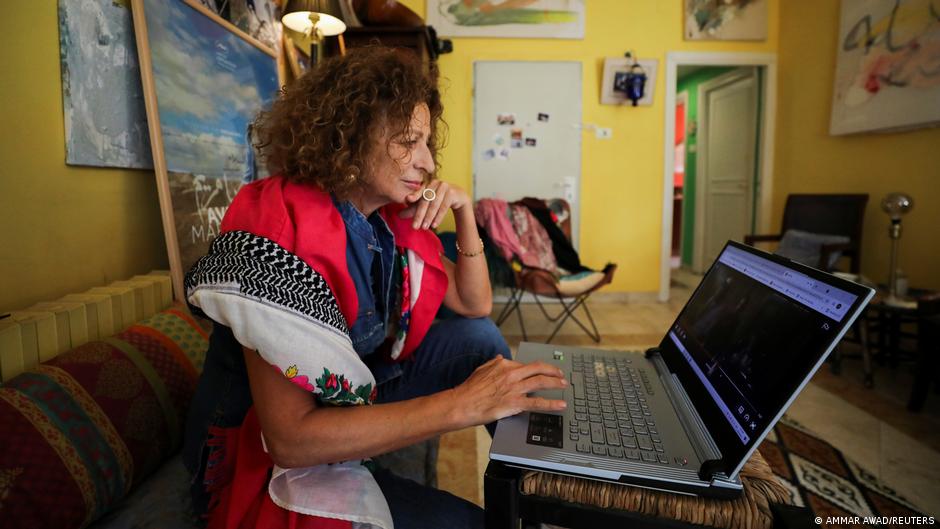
[693,68,758,273]
[659,52,777,302]
[674,90,688,266]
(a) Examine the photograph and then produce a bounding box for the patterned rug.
[760,417,931,527]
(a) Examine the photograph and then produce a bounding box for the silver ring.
[422,188,437,202]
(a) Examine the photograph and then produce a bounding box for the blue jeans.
[372,316,510,529]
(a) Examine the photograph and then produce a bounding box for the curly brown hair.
[253,47,445,197]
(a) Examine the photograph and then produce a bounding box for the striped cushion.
[0,305,208,529]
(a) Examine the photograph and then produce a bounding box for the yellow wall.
[403,0,779,292]
[775,0,940,291]
[0,2,167,313]
[0,2,783,311]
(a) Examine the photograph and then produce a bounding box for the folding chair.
[494,263,616,343]
[492,198,616,343]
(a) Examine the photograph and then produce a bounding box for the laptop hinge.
[647,350,724,477]
[698,459,727,482]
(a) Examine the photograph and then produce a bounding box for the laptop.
[490,241,874,498]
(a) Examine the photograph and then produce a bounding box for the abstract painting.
[830,0,940,135]
[684,0,767,41]
[427,0,585,39]
[58,0,153,169]
[132,0,280,299]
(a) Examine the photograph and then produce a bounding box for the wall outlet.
[595,127,612,140]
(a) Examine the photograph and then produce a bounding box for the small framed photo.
[600,57,658,106]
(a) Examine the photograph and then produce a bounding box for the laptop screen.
[660,242,871,475]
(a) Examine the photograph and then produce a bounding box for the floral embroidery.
[275,364,315,392]
[315,368,374,405]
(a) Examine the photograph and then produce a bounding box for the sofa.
[0,304,437,528]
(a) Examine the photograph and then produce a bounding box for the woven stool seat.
[519,450,792,529]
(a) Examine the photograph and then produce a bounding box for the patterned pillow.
[0,305,208,529]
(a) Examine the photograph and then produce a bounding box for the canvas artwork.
[427,0,585,39]
[194,0,219,13]
[829,0,940,135]
[133,0,280,300]
[684,0,767,41]
[58,0,153,169]
[230,0,281,50]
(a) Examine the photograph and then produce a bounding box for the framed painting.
[427,0,585,39]
[58,0,153,169]
[229,0,282,51]
[829,0,940,135]
[283,31,311,81]
[131,0,282,300]
[684,0,767,41]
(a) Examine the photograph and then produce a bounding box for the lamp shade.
[282,0,346,36]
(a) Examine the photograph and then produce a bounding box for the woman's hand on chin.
[399,179,471,230]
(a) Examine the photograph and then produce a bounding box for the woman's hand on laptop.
[448,356,568,427]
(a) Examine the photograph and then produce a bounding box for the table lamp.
[282,0,347,65]
[881,192,914,301]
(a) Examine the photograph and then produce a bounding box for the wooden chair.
[746,194,870,383]
[745,194,868,273]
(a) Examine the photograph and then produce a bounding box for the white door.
[473,61,582,247]
[694,68,759,272]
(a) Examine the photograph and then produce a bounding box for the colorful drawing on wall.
[427,0,585,39]
[58,0,153,169]
[684,0,767,41]
[829,0,940,135]
[132,0,280,300]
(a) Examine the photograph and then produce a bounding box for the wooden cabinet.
[324,26,438,63]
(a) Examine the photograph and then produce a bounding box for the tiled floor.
[436,270,940,516]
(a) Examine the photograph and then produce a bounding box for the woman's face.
[355,103,435,214]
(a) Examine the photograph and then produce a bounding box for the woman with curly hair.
[182,47,567,529]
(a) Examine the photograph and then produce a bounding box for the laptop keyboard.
[568,353,669,465]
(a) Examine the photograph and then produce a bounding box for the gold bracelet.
[455,238,485,257]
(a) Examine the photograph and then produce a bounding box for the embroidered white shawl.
[185,230,396,529]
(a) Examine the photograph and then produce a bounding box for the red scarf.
[219,175,447,361]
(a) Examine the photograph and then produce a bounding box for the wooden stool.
[484,450,813,529]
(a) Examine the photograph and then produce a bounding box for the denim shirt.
[335,200,403,385]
